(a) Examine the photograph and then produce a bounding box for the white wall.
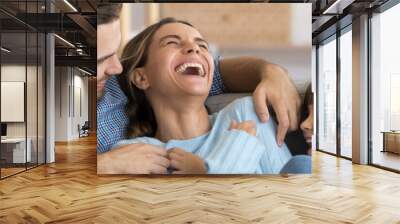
[54,66,69,141]
[54,67,89,141]
[1,65,36,137]
[72,73,89,138]
[1,64,46,164]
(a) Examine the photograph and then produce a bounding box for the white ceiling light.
[76,49,84,55]
[323,0,355,15]
[54,34,75,48]
[1,47,11,53]
[78,67,92,76]
[63,0,78,12]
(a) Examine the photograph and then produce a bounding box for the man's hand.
[97,143,170,174]
[229,120,257,136]
[168,148,207,174]
[252,64,301,146]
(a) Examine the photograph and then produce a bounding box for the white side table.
[1,138,32,163]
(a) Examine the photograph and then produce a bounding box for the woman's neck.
[151,97,211,142]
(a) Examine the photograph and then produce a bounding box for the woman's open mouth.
[175,62,205,77]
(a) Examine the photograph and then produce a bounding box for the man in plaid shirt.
[97,4,301,174]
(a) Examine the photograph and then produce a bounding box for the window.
[339,28,352,158]
[317,36,337,154]
[0,1,47,179]
[370,2,400,171]
[390,74,400,130]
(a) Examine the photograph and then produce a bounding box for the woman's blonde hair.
[118,17,194,138]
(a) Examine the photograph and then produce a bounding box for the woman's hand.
[168,148,207,174]
[229,120,257,136]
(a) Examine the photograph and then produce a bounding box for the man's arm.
[218,56,301,145]
[219,57,270,92]
[97,143,170,174]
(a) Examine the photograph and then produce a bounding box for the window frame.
[368,0,400,173]
[315,23,353,161]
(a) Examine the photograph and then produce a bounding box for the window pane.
[0,1,46,179]
[318,37,337,154]
[371,3,400,171]
[1,31,28,177]
[340,29,352,158]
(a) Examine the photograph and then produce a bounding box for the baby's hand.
[168,148,207,174]
[229,120,257,136]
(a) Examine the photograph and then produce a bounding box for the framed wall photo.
[1,81,25,122]
[101,3,313,175]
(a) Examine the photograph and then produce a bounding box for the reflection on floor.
[373,150,400,171]
[340,147,353,159]
[0,135,399,223]
[0,163,43,178]
[1,167,25,178]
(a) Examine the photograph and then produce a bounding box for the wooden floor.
[1,167,26,178]
[0,135,400,223]
[1,163,45,178]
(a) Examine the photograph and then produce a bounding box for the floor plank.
[0,135,399,223]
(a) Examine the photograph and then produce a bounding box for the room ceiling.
[0,0,97,74]
[101,0,391,44]
[0,0,394,73]
[309,0,390,43]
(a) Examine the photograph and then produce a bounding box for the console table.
[381,131,400,154]
[1,138,32,164]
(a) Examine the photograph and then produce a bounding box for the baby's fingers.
[237,120,256,129]
[249,127,257,136]
[237,120,257,136]
[229,120,238,130]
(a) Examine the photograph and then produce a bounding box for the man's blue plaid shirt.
[97,58,225,153]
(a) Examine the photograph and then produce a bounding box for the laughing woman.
[114,17,311,174]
